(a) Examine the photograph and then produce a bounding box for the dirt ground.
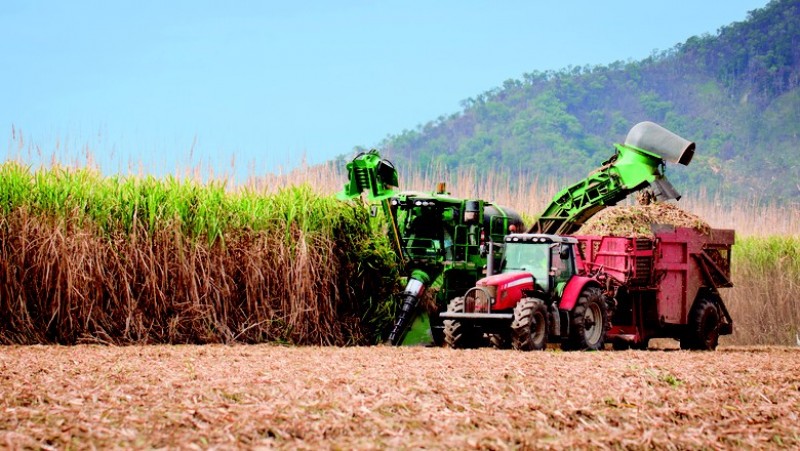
[1,345,798,450]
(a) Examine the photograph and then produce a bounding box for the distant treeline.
[376,0,800,203]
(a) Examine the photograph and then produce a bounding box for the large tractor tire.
[681,298,720,351]
[511,298,548,351]
[564,287,608,351]
[443,297,481,349]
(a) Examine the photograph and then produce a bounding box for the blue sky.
[1,0,768,178]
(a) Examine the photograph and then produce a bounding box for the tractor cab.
[499,234,578,298]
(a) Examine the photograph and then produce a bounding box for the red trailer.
[576,226,734,350]
[440,225,735,351]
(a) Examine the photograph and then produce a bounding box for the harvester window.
[404,211,444,258]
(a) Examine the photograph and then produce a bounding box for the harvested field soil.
[577,203,711,237]
[1,345,798,450]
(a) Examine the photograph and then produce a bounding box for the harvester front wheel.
[444,297,481,349]
[511,298,548,351]
[681,298,720,351]
[564,287,608,351]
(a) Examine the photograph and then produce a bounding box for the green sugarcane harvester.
[338,121,695,345]
[338,151,524,345]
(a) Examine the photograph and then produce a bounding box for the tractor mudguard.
[558,276,597,311]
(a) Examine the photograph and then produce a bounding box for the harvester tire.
[511,298,548,351]
[443,297,481,349]
[564,287,608,351]
[681,298,720,351]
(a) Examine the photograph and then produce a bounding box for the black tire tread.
[681,297,720,351]
[564,287,608,351]
[511,298,548,351]
[443,297,480,349]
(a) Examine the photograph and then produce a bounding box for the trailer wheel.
[443,297,481,349]
[681,298,720,351]
[564,287,608,351]
[511,298,548,351]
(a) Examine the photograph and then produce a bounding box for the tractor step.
[439,312,514,320]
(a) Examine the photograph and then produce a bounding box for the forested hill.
[375,0,800,202]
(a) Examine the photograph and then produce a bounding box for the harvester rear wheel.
[511,298,548,351]
[681,298,720,351]
[564,287,608,351]
[443,297,481,349]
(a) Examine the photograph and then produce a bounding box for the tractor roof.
[504,233,578,244]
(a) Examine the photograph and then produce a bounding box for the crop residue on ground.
[1,345,798,449]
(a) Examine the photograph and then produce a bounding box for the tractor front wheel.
[511,298,548,351]
[444,297,481,349]
[681,298,720,351]
[564,287,608,351]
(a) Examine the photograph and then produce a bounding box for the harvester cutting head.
[337,150,399,201]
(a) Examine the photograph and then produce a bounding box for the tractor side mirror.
[370,205,379,217]
[559,245,570,260]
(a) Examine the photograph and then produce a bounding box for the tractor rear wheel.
[443,297,481,349]
[564,287,608,351]
[511,298,548,351]
[681,298,720,351]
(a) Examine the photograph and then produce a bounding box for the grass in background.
[724,236,800,346]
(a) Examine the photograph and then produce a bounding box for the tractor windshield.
[501,243,550,290]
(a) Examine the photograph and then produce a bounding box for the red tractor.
[441,233,611,350]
